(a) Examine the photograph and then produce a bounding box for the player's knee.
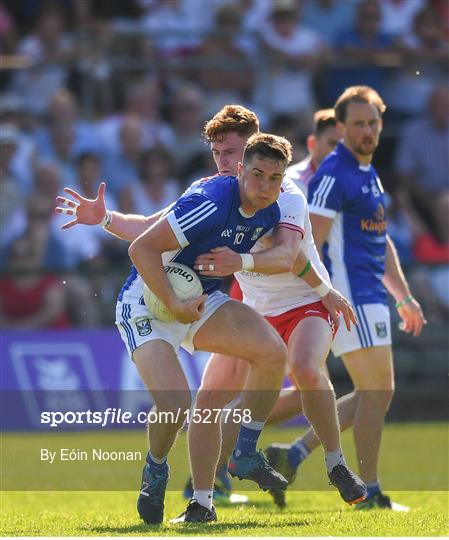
[290,349,326,388]
[292,359,322,389]
[258,333,287,373]
[154,393,192,424]
[195,389,232,410]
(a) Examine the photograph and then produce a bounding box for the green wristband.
[298,259,311,278]
[395,295,414,309]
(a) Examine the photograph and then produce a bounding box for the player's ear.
[307,135,315,154]
[237,161,243,177]
[336,121,345,138]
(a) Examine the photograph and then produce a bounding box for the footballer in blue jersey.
[308,141,388,307]
[120,133,293,524]
[308,86,425,511]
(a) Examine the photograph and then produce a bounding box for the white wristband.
[240,253,255,271]
[101,210,112,229]
[314,281,330,297]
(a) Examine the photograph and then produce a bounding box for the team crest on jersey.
[135,317,152,336]
[251,227,264,241]
[375,322,387,338]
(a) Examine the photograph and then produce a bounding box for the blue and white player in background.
[122,133,293,524]
[306,86,426,510]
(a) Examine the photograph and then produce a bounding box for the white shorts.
[116,290,230,358]
[331,303,392,358]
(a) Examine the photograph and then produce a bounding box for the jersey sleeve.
[276,190,306,238]
[165,193,219,248]
[307,171,344,218]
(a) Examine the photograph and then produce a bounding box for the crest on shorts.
[375,322,387,338]
[251,227,264,241]
[135,317,152,336]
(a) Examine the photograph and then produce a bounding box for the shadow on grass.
[85,516,315,535]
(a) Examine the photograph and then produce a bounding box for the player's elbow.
[128,236,147,263]
[279,248,296,273]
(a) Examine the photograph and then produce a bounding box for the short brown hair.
[334,86,386,123]
[243,132,292,168]
[203,104,259,143]
[313,109,336,137]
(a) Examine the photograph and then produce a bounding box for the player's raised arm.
[55,181,166,242]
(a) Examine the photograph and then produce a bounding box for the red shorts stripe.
[265,301,336,345]
[228,278,243,301]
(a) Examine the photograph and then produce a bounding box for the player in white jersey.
[286,109,340,196]
[183,129,367,520]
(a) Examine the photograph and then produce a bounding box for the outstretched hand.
[55,182,107,229]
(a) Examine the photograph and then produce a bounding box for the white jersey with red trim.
[235,176,331,316]
[284,155,316,195]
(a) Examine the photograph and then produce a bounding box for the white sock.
[325,448,346,472]
[193,489,213,510]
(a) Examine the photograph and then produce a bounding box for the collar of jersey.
[239,207,256,218]
[337,142,372,172]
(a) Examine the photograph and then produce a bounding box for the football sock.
[288,439,310,469]
[366,481,381,498]
[325,448,346,472]
[192,490,213,510]
[234,420,265,457]
[217,464,232,491]
[146,451,168,474]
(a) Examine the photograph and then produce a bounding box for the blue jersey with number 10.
[118,175,280,300]
[307,143,387,306]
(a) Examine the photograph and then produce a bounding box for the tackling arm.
[55,182,167,242]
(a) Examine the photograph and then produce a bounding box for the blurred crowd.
[0,0,448,329]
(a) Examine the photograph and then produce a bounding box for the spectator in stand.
[195,3,255,117]
[0,235,70,329]
[140,0,207,61]
[302,0,358,46]
[1,192,70,272]
[0,96,36,194]
[328,0,399,103]
[35,89,99,159]
[0,124,24,249]
[10,7,78,115]
[379,0,425,39]
[119,146,181,216]
[167,84,207,178]
[101,114,145,198]
[395,84,449,245]
[97,78,173,156]
[37,122,79,189]
[385,5,449,120]
[259,0,329,119]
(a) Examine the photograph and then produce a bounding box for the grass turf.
[1,423,448,536]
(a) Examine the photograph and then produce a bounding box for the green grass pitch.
[1,423,448,536]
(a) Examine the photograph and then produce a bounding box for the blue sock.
[234,420,265,457]
[288,440,310,469]
[217,464,232,490]
[366,481,381,498]
[146,451,168,474]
